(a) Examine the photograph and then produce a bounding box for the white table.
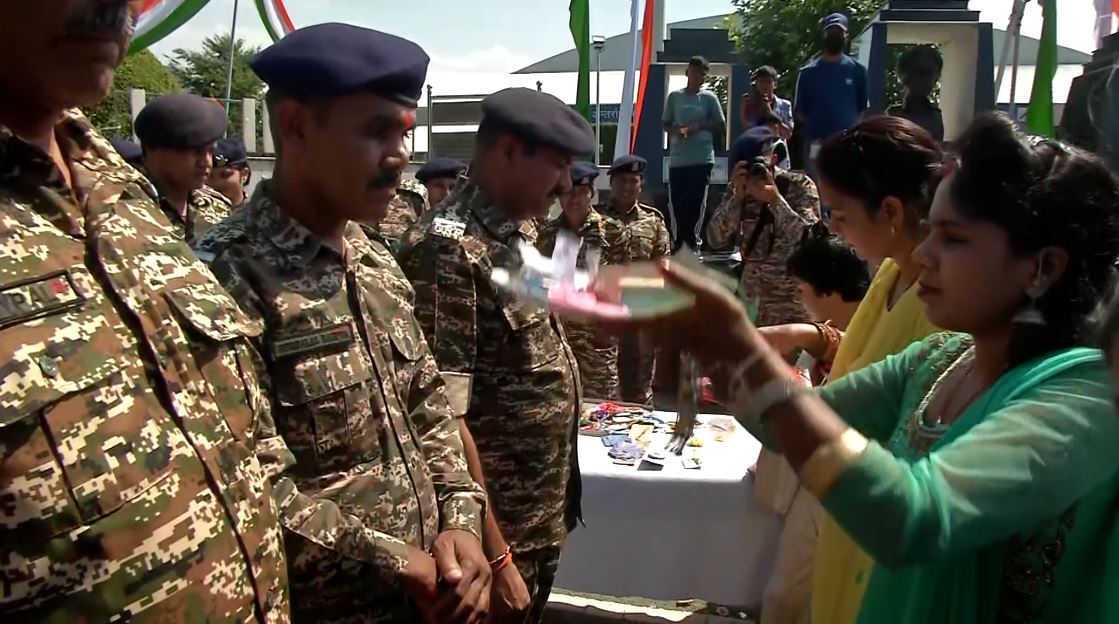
[554,412,782,607]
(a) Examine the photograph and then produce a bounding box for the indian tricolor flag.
[129,0,295,55]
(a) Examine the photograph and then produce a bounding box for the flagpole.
[593,35,606,165]
[224,0,241,126]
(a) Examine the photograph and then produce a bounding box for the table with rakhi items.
[554,407,782,608]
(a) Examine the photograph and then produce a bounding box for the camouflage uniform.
[536,210,619,401]
[0,110,289,621]
[364,177,429,251]
[196,181,485,623]
[397,181,582,622]
[141,168,232,245]
[706,169,820,327]
[600,200,672,405]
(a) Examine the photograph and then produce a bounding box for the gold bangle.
[798,428,869,498]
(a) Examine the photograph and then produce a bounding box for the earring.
[1012,290,1046,326]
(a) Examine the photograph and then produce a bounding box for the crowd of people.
[3,2,1119,624]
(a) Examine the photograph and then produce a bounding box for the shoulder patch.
[432,216,466,241]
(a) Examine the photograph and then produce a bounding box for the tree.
[86,50,180,137]
[168,34,265,145]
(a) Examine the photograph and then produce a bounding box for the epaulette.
[638,202,666,222]
[199,184,234,207]
[431,215,466,241]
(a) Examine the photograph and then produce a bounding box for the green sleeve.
[817,340,918,443]
[822,365,1119,567]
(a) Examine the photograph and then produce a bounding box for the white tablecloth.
[554,411,781,607]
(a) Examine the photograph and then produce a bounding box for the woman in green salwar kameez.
[612,114,1119,624]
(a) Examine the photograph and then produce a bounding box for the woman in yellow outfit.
[755,116,942,624]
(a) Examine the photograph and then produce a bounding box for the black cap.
[213,138,248,167]
[729,127,777,168]
[689,56,710,70]
[569,161,599,187]
[416,156,466,183]
[608,154,647,176]
[134,92,228,150]
[109,137,143,165]
[250,23,429,107]
[480,88,595,155]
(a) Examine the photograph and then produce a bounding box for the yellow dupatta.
[811,259,940,624]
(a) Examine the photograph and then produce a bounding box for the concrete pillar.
[653,0,666,53]
[261,103,275,155]
[129,89,146,141]
[241,98,257,153]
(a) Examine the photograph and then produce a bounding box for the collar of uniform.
[559,208,601,234]
[251,180,341,267]
[461,180,534,241]
[606,199,639,217]
[0,109,94,194]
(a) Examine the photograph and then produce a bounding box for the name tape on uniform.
[268,322,355,360]
[0,270,85,329]
[432,217,466,241]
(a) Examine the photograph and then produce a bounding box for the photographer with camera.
[706,126,821,326]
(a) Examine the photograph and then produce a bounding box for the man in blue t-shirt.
[662,55,726,251]
[794,13,868,176]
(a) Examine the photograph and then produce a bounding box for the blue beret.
[729,127,777,169]
[135,93,227,150]
[569,161,599,187]
[822,13,849,31]
[416,157,465,183]
[481,88,595,155]
[250,23,429,107]
[608,154,646,176]
[213,138,248,167]
[109,137,143,165]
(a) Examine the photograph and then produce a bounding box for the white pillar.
[241,98,257,152]
[129,89,147,141]
[261,104,275,155]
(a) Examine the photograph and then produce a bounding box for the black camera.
[749,156,771,178]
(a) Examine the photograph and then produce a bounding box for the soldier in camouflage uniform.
[600,154,672,406]
[416,156,466,209]
[0,2,288,619]
[536,161,619,400]
[365,176,429,251]
[197,24,490,623]
[134,92,234,244]
[398,87,594,624]
[706,127,820,327]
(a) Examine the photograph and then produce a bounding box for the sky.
[149,0,1108,75]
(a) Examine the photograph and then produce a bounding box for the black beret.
[480,88,595,155]
[250,23,429,107]
[570,161,599,187]
[134,93,228,150]
[109,137,143,165]
[416,156,466,183]
[213,138,248,167]
[729,126,777,169]
[609,154,647,176]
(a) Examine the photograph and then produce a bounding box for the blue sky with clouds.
[150,0,1103,74]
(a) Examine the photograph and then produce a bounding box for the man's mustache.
[63,1,132,40]
[370,169,402,190]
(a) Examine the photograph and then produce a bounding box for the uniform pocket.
[500,300,561,370]
[0,269,187,535]
[270,322,379,472]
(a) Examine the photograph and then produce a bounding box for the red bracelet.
[489,547,513,572]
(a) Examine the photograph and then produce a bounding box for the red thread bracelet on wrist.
[489,547,513,572]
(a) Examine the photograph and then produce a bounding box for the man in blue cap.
[706,126,821,327]
[417,156,467,208]
[208,137,251,208]
[194,22,488,624]
[398,87,595,624]
[134,91,233,244]
[109,136,143,167]
[536,161,619,401]
[793,12,868,177]
[600,153,670,406]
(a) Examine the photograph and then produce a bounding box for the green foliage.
[727,0,886,96]
[168,34,265,144]
[86,50,180,137]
